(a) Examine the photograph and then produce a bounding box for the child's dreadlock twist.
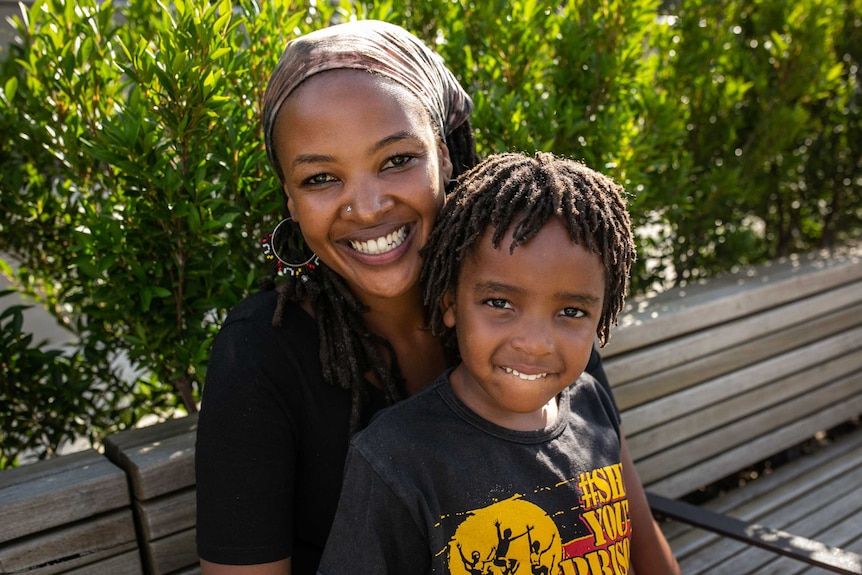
[421,151,636,353]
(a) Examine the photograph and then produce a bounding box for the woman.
[195,19,679,575]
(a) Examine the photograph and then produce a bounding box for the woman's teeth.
[350,226,408,255]
[503,367,548,381]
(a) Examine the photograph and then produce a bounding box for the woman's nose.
[343,176,394,219]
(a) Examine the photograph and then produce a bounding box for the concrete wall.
[0,1,30,56]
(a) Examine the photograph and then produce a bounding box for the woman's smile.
[347,224,411,256]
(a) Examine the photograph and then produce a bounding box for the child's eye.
[383,154,417,170]
[560,307,586,318]
[484,298,513,310]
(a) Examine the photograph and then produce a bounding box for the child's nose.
[511,318,555,356]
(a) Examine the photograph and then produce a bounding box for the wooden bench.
[4,244,859,574]
[0,448,142,574]
[602,243,862,573]
[103,416,199,575]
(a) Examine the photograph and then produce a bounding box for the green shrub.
[1,0,859,466]
[639,0,862,283]
[0,289,133,466]
[0,0,345,465]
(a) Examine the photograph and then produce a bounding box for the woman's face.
[273,70,453,304]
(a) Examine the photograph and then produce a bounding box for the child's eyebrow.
[472,281,523,296]
[473,281,602,306]
[556,292,603,307]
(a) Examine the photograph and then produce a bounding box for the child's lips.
[501,366,550,381]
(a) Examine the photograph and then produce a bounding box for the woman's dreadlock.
[421,151,636,354]
[260,120,479,435]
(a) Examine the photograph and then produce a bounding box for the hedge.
[1,0,859,466]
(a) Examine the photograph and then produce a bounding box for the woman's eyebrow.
[291,153,336,168]
[370,130,423,153]
[290,131,423,169]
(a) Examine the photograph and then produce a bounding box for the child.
[318,152,639,575]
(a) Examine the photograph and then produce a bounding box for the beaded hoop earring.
[262,217,320,280]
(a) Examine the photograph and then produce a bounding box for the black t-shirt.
[319,371,626,575]
[195,289,618,573]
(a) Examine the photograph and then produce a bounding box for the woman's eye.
[561,307,586,318]
[383,154,417,170]
[303,173,336,186]
[485,298,512,310]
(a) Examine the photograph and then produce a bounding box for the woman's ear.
[284,185,298,223]
[438,139,453,183]
[442,290,457,328]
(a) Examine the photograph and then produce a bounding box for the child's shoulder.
[562,371,620,429]
[351,372,451,447]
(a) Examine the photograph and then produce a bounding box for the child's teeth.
[503,367,548,381]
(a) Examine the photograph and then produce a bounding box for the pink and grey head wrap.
[262,19,473,183]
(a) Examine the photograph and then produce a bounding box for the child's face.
[442,218,605,431]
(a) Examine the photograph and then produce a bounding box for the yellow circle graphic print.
[448,496,561,575]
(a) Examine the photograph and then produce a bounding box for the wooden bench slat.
[606,246,862,356]
[681,467,862,574]
[135,487,196,541]
[648,388,862,497]
[649,493,862,575]
[757,513,862,574]
[623,342,862,454]
[627,340,862,457]
[113,428,196,501]
[624,326,862,439]
[0,450,105,490]
[0,449,130,543]
[606,279,862,389]
[638,370,862,486]
[664,431,862,557]
[103,415,198,462]
[63,550,144,575]
[0,510,139,575]
[614,300,862,411]
[144,528,198,575]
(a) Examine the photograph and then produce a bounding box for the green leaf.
[3,77,18,104]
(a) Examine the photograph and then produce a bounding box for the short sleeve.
[195,310,297,564]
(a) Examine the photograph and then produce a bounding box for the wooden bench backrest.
[602,245,862,498]
[103,415,198,574]
[0,449,142,574]
[27,243,852,574]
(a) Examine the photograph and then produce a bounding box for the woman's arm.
[201,558,291,575]
[621,434,681,575]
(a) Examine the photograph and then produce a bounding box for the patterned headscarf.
[262,19,473,182]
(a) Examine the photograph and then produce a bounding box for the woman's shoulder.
[209,289,320,377]
[220,289,315,336]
